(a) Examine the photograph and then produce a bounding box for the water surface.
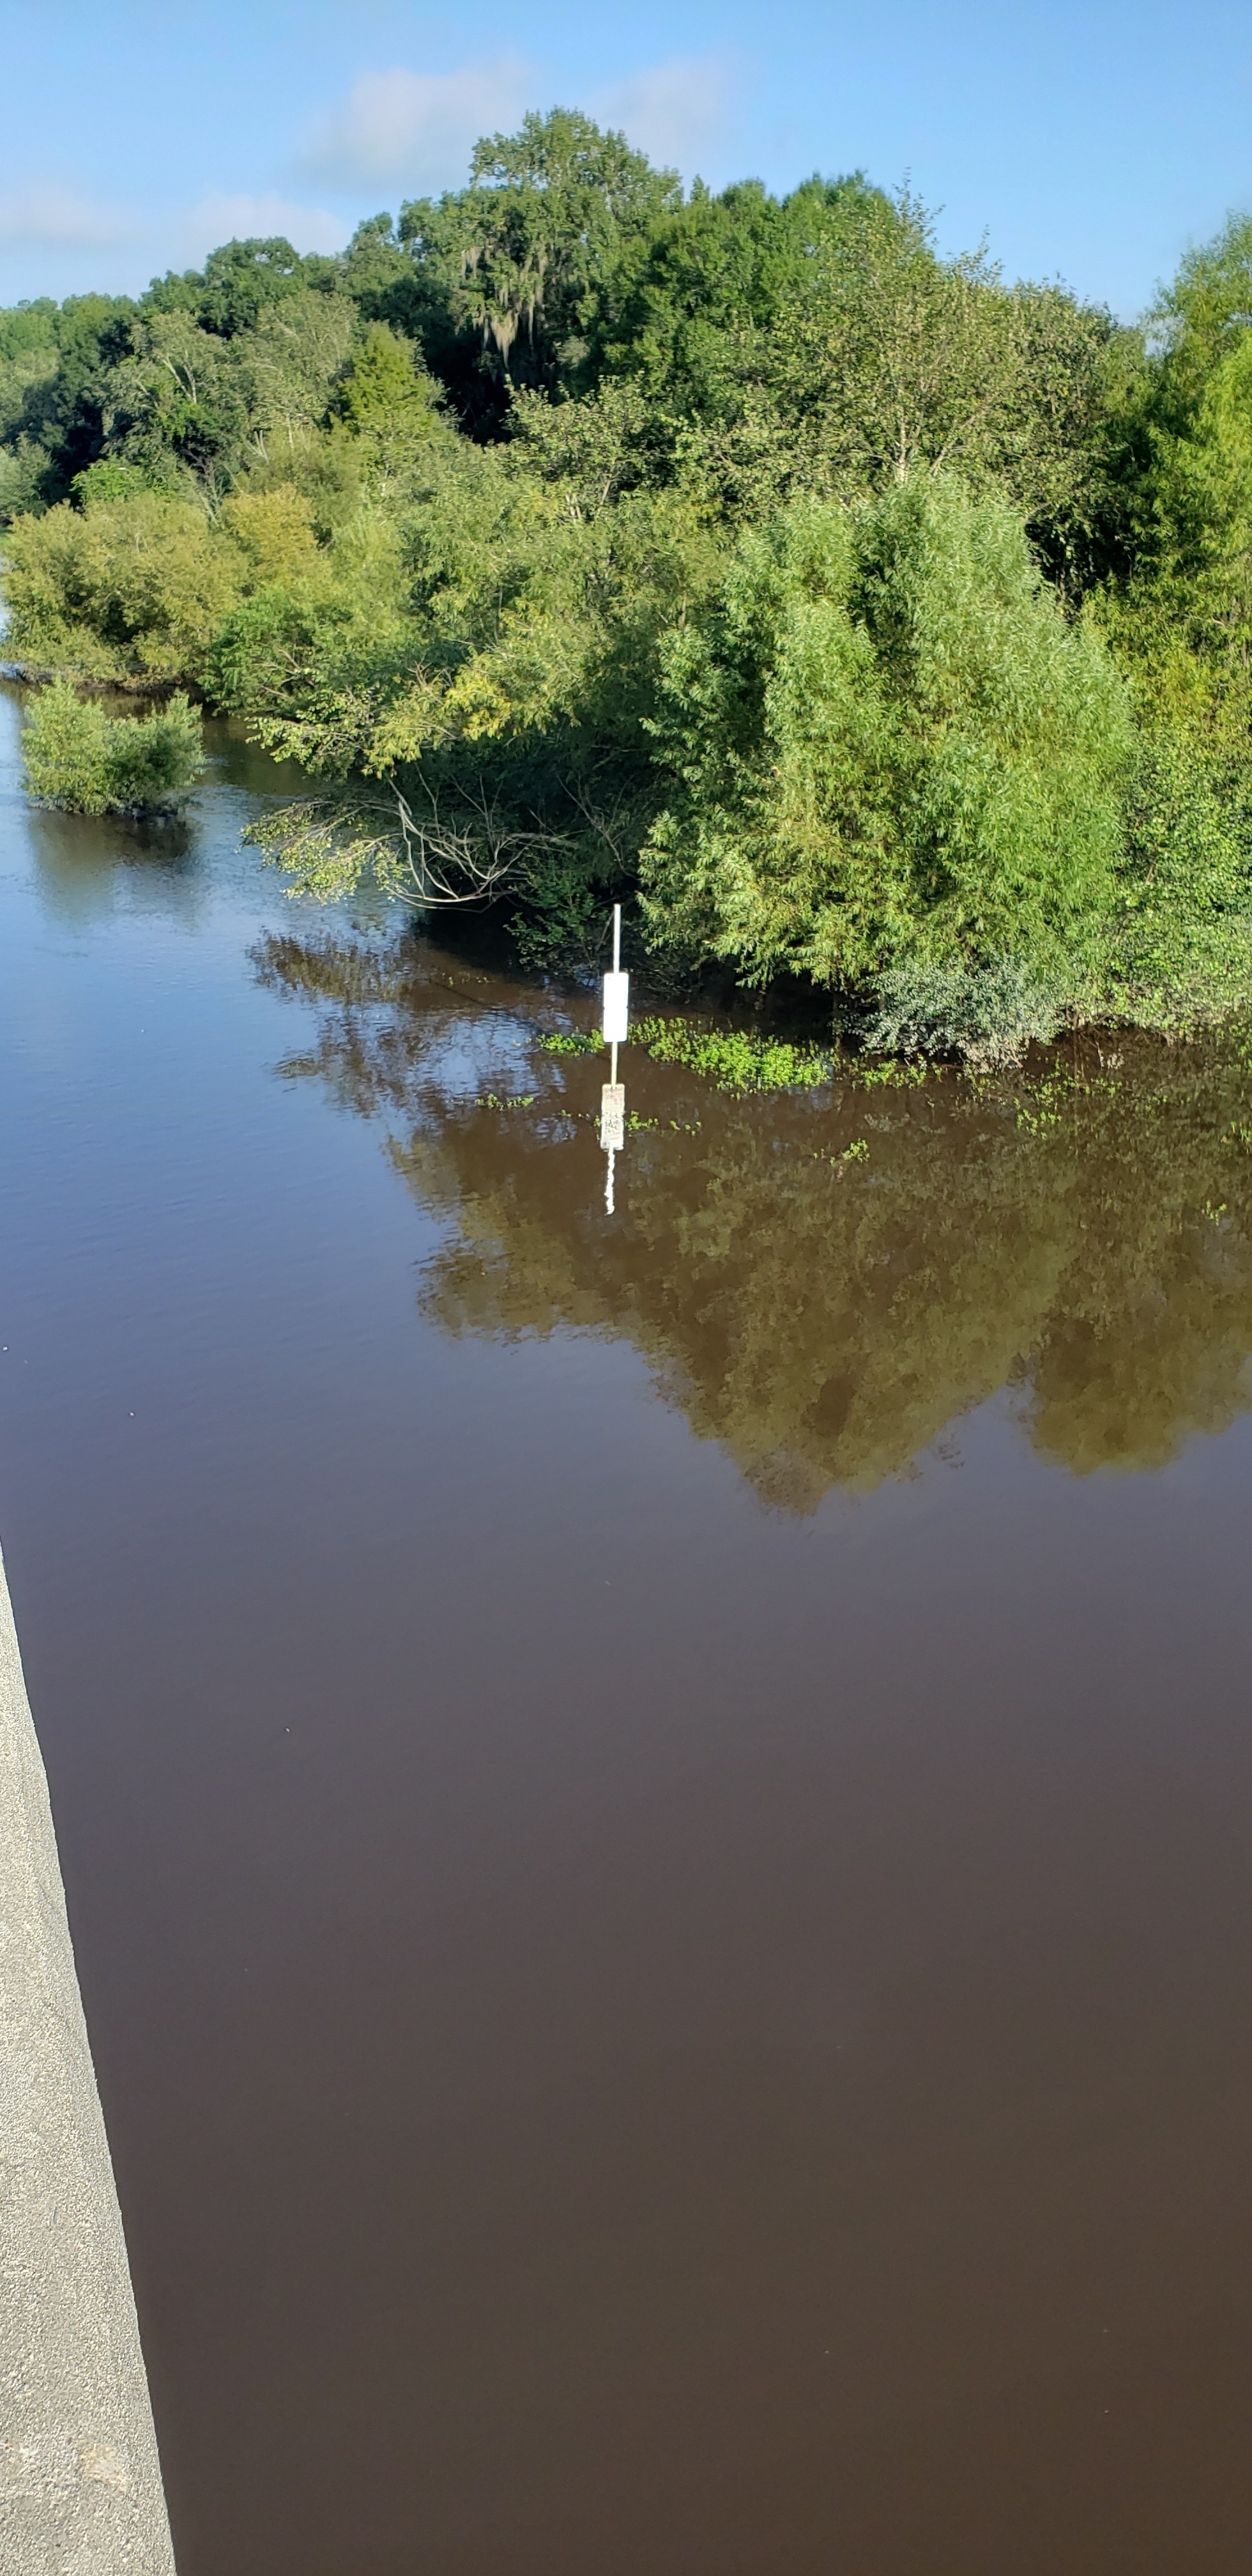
[4,686,1252,2574]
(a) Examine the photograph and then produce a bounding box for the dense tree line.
[5,111,1252,1051]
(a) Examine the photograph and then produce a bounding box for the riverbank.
[0,660,189,699]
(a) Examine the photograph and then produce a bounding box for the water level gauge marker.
[600,903,629,1210]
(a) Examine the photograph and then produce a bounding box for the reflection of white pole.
[606,1033,618,1210]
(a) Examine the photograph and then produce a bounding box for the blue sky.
[2,0,1250,319]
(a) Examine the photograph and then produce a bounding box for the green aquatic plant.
[632,1015,834,1093]
[848,1058,931,1087]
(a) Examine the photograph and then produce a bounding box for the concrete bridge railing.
[0,1542,176,2573]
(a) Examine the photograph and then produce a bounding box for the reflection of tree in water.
[256,930,1252,1505]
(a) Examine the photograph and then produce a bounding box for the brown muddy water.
[4,684,1252,2575]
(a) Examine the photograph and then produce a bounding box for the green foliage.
[592,176,875,418]
[1082,730,1252,1025]
[0,293,137,510]
[666,188,1126,551]
[1148,212,1252,413]
[6,129,1252,1048]
[1091,210,1252,801]
[3,488,246,675]
[641,478,1134,992]
[232,434,719,946]
[632,1016,834,1092]
[105,289,360,497]
[0,300,58,364]
[0,301,59,517]
[70,457,171,506]
[856,956,1068,1066]
[143,236,342,339]
[399,109,681,415]
[20,680,204,813]
[202,584,317,715]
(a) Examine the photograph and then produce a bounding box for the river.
[4,684,1252,2574]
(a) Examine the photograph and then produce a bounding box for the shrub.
[3,489,244,677]
[1090,730,1252,1027]
[20,680,204,814]
[855,954,1068,1067]
[641,477,1136,992]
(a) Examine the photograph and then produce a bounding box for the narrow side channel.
[0,1542,174,2573]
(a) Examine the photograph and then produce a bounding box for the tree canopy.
[4,111,1252,1052]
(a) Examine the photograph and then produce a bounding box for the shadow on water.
[22,802,203,928]
[254,925,1252,1505]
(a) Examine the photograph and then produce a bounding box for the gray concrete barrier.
[0,1543,175,2573]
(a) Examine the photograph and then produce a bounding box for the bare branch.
[244,772,577,910]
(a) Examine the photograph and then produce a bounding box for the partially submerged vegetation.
[8,118,1252,1053]
[20,680,203,814]
[630,1018,834,1094]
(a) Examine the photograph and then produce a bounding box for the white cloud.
[0,184,137,250]
[300,58,535,195]
[592,54,738,174]
[171,192,347,266]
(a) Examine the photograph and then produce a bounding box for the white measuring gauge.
[602,900,629,1041]
[602,972,630,1044]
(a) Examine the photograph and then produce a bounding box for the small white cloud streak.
[0,191,349,305]
[299,58,535,195]
[0,184,137,250]
[591,54,738,174]
[170,192,346,266]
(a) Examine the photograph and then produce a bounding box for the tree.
[399,109,681,413]
[239,444,717,949]
[103,308,247,496]
[662,189,1127,544]
[3,487,246,675]
[142,236,340,337]
[1095,211,1252,771]
[1,293,137,503]
[328,323,448,490]
[590,173,887,420]
[231,290,358,467]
